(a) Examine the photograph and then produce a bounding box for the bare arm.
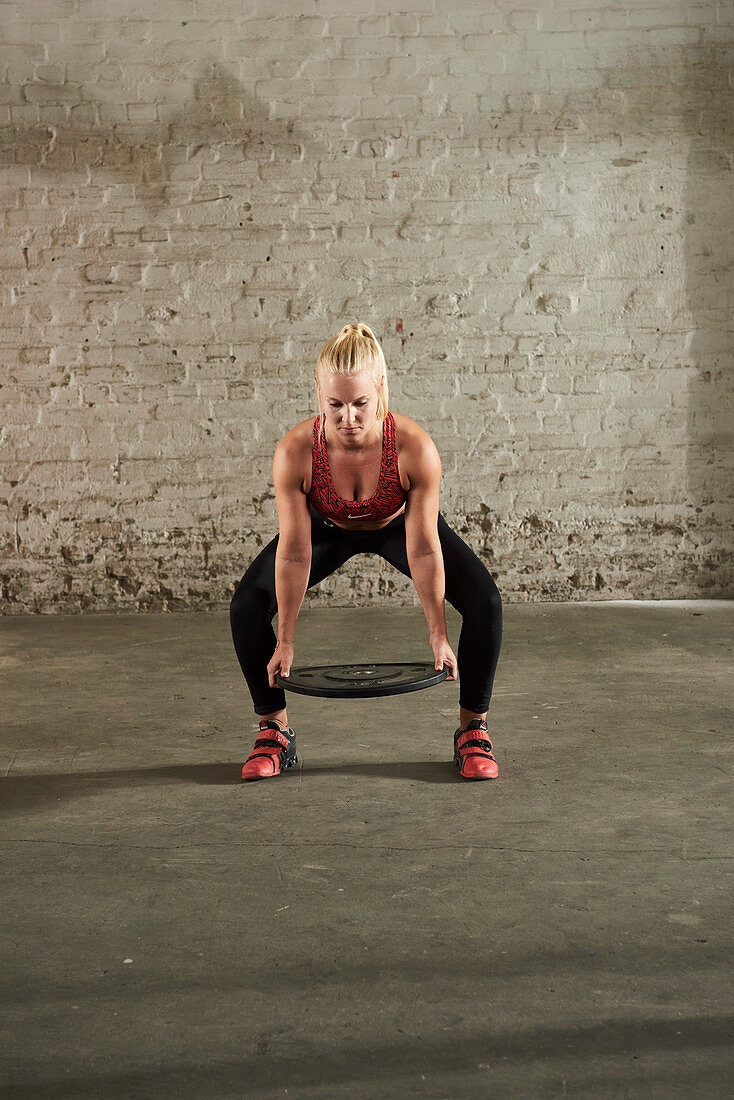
[275,558,310,644]
[403,432,457,679]
[268,436,312,681]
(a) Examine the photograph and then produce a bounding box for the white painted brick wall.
[0,0,732,613]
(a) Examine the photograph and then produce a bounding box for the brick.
[390,13,419,35]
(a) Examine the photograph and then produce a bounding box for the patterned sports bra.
[308,410,408,523]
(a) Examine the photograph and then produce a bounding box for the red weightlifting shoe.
[453,719,499,780]
[242,719,298,781]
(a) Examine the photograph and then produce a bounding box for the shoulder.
[392,411,439,456]
[276,418,316,453]
[273,418,315,478]
[390,412,441,483]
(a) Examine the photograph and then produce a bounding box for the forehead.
[320,370,376,398]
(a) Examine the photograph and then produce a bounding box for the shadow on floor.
[1,760,462,812]
[5,1013,732,1098]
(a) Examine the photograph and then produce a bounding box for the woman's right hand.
[268,640,295,688]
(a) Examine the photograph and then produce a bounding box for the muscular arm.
[272,434,312,644]
[403,433,447,637]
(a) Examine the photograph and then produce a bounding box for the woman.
[229,323,503,782]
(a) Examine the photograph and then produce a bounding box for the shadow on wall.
[0,61,307,215]
[0,57,321,610]
[684,43,734,590]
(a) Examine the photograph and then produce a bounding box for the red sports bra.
[308,411,408,523]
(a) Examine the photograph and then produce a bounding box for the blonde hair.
[314,322,389,447]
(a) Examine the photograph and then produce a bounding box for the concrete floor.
[1,601,733,1099]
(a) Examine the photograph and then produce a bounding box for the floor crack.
[4,837,731,860]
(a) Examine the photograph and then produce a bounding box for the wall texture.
[0,0,732,614]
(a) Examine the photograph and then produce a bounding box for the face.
[315,369,384,440]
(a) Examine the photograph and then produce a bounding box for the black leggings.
[229,505,502,716]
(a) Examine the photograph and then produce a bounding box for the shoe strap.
[455,727,492,752]
[255,727,291,751]
[460,743,495,758]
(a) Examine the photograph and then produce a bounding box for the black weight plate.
[275,662,449,698]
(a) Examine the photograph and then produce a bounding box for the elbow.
[407,543,441,560]
[277,545,312,564]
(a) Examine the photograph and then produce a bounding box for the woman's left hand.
[429,632,457,681]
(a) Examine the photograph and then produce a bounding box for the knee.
[469,579,502,625]
[230,582,270,627]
